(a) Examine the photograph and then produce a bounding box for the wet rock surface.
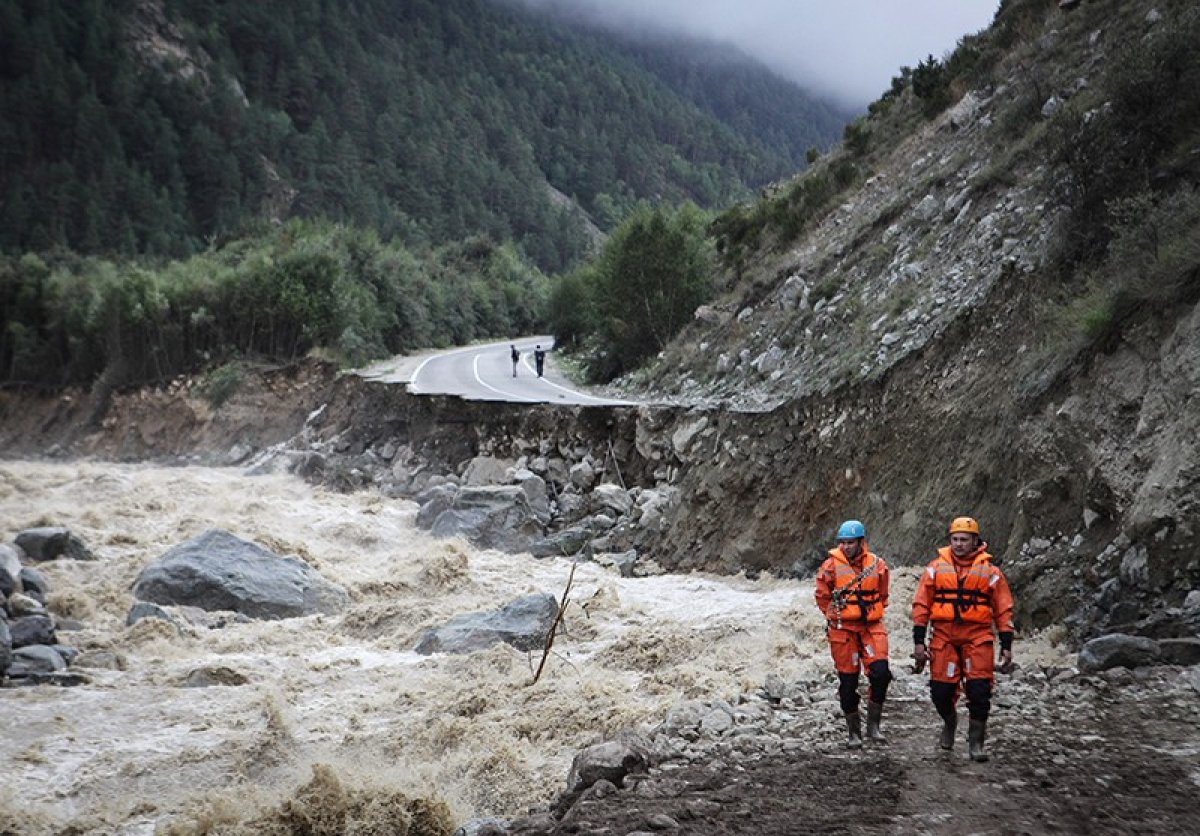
[131,528,350,620]
[414,592,559,655]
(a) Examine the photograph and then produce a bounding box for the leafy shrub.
[547,203,715,382]
[911,55,950,118]
[200,362,245,409]
[545,270,594,349]
[843,119,872,156]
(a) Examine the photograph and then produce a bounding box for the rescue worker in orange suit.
[815,519,892,748]
[912,516,1015,762]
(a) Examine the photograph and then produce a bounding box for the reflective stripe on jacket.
[929,547,994,623]
[912,545,1014,632]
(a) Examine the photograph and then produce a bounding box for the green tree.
[581,202,713,380]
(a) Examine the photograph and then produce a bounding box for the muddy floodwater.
[0,460,849,833]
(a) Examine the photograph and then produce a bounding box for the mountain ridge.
[0,0,846,271]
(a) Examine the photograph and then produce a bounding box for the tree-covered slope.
[571,28,848,173]
[0,0,845,272]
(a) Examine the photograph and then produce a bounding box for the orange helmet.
[948,516,980,535]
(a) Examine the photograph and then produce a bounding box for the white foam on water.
[0,461,826,832]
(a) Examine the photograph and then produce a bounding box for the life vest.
[929,546,995,624]
[828,548,884,622]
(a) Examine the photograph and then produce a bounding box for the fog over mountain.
[512,0,1001,107]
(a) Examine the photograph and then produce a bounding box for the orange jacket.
[912,545,1014,631]
[815,545,889,624]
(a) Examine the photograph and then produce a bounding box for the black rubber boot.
[845,712,863,749]
[865,701,886,742]
[939,713,957,750]
[968,718,989,762]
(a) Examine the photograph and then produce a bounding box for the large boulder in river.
[14,527,96,562]
[414,593,558,655]
[430,486,544,552]
[415,484,458,530]
[9,614,56,648]
[132,529,350,620]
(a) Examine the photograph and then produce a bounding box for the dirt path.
[528,668,1200,835]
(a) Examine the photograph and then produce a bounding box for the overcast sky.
[518,0,1001,108]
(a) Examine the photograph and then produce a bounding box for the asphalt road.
[355,336,636,406]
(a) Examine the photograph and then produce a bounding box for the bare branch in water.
[528,562,576,686]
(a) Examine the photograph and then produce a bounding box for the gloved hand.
[912,643,929,674]
[998,648,1014,675]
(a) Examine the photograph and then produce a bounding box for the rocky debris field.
[488,665,1200,836]
[0,527,94,685]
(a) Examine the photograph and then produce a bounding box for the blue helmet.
[837,519,866,540]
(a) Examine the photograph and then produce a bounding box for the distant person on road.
[912,516,1015,762]
[534,344,546,378]
[815,520,892,748]
[510,344,520,377]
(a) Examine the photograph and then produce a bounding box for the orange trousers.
[827,621,889,675]
[928,622,995,684]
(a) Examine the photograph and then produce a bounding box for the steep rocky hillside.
[611,0,1200,637]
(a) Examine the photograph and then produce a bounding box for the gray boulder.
[0,619,11,677]
[565,738,650,794]
[462,456,514,486]
[1158,638,1200,667]
[19,566,49,599]
[126,601,181,629]
[569,460,596,492]
[14,527,96,562]
[512,469,551,525]
[415,484,458,530]
[594,550,638,578]
[9,645,67,676]
[430,487,544,552]
[553,491,589,525]
[590,483,633,517]
[528,526,593,559]
[7,592,47,617]
[182,666,249,687]
[414,593,558,655]
[52,644,79,666]
[131,529,350,620]
[1078,633,1162,673]
[544,457,570,488]
[9,614,56,648]
[0,544,22,596]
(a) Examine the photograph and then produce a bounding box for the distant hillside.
[614,36,845,173]
[521,3,848,173]
[0,0,845,271]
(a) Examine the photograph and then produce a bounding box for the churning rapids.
[0,460,1072,834]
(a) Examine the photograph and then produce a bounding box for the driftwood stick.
[607,439,627,491]
[529,562,576,686]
